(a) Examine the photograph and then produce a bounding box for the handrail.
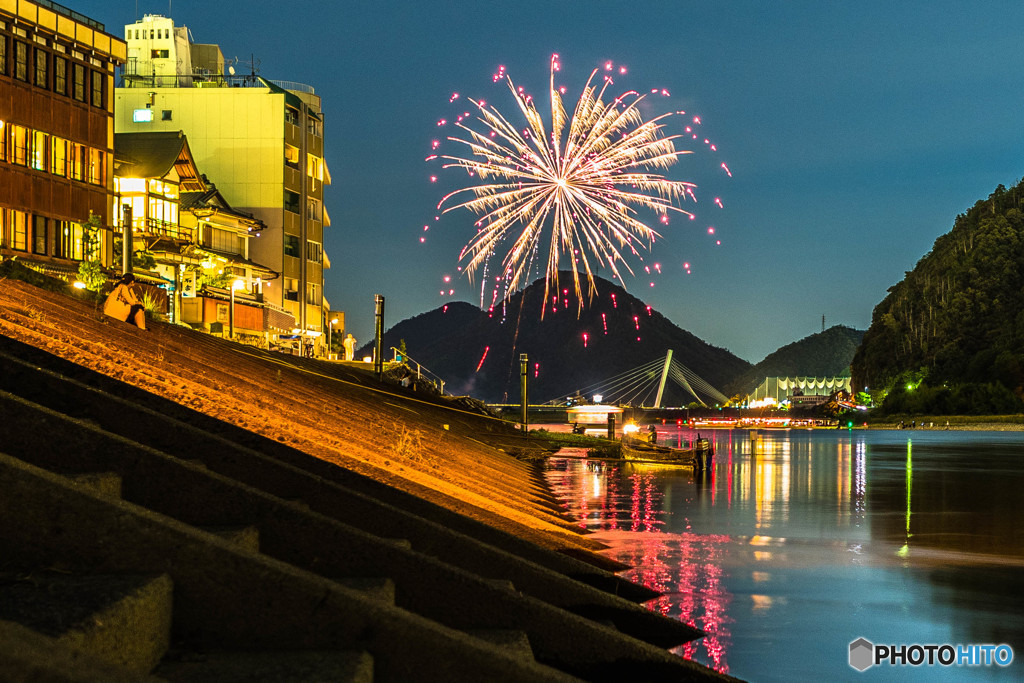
[390,347,448,396]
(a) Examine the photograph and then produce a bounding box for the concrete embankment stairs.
[0,278,737,681]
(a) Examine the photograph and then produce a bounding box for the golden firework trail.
[438,56,698,311]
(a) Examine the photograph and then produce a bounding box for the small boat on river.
[621,436,713,468]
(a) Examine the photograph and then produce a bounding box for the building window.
[15,41,28,81]
[7,210,28,251]
[87,148,104,185]
[161,109,172,121]
[91,70,103,107]
[284,144,299,168]
[284,234,300,258]
[151,49,169,59]
[306,282,320,306]
[50,137,67,176]
[0,35,7,76]
[0,122,6,163]
[306,199,320,221]
[68,143,83,181]
[9,124,28,166]
[307,154,323,181]
[284,106,299,126]
[204,226,243,255]
[32,215,47,254]
[54,220,83,260]
[284,190,300,214]
[72,63,86,102]
[54,56,67,95]
[307,117,321,137]
[306,240,322,264]
[30,130,47,171]
[33,48,48,88]
[284,277,299,302]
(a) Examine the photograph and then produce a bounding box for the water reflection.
[544,428,1024,680]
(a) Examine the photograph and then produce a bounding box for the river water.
[543,428,1024,681]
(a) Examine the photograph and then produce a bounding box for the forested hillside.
[852,179,1024,413]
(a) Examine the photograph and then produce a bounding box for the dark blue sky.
[81,1,1024,362]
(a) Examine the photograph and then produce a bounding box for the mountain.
[366,274,752,405]
[724,325,865,397]
[852,178,1024,411]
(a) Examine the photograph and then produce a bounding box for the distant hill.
[724,325,864,397]
[852,178,1024,411]
[364,274,752,405]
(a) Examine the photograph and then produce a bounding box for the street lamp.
[229,278,245,339]
[329,316,338,359]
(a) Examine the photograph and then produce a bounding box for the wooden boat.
[621,436,713,467]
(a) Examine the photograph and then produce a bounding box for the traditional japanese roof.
[114,131,205,192]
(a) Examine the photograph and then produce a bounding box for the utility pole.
[822,314,825,333]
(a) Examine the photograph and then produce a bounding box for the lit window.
[54,220,84,260]
[8,210,28,251]
[10,125,28,166]
[0,35,7,77]
[30,130,47,171]
[50,137,66,176]
[284,144,299,167]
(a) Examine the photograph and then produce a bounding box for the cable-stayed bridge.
[545,350,729,408]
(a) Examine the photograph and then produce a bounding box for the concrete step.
[0,619,161,682]
[0,452,584,682]
[65,471,122,499]
[203,525,260,553]
[335,577,396,605]
[0,571,173,674]
[156,649,374,682]
[467,629,534,661]
[0,393,719,680]
[0,336,654,601]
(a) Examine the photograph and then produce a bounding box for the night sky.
[79,1,1024,362]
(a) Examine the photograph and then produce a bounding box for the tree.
[76,213,106,292]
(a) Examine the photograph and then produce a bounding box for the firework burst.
[436,55,701,311]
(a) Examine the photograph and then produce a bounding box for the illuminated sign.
[133,109,154,122]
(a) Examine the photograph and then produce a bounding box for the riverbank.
[0,275,736,680]
[865,414,1024,431]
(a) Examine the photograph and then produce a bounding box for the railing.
[34,0,105,31]
[119,72,271,89]
[269,80,315,95]
[389,347,448,396]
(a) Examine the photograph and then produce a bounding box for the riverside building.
[114,14,330,349]
[0,0,125,276]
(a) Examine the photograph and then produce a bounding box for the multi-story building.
[0,0,125,276]
[114,14,330,348]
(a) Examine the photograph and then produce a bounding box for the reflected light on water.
[544,428,1024,679]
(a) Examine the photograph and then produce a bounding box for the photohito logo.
[849,638,1013,671]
